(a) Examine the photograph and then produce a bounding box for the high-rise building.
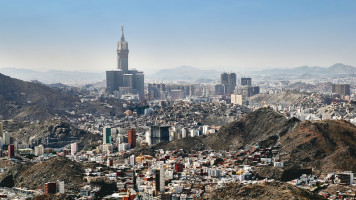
[160,167,165,193]
[231,94,244,105]
[103,127,112,144]
[117,26,129,72]
[241,78,252,86]
[214,84,224,95]
[221,73,229,86]
[236,77,260,97]
[155,169,160,192]
[220,72,236,94]
[8,144,15,158]
[34,145,44,156]
[0,122,3,138]
[3,132,10,145]
[146,126,170,146]
[332,84,351,98]
[71,143,77,155]
[128,128,136,148]
[129,154,135,166]
[57,181,65,194]
[227,73,236,94]
[106,26,145,99]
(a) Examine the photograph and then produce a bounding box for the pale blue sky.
[0,0,356,73]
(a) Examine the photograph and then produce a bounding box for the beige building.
[231,94,243,105]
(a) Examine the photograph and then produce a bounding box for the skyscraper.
[146,126,170,146]
[106,26,145,99]
[128,128,136,148]
[220,72,236,94]
[8,144,15,158]
[0,122,3,138]
[71,143,78,155]
[117,26,129,72]
[103,127,112,144]
[241,78,252,86]
[332,84,351,98]
[227,73,236,94]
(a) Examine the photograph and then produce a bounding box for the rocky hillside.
[0,157,84,192]
[0,73,79,120]
[209,182,324,200]
[249,90,309,106]
[5,119,100,150]
[279,119,356,173]
[135,107,298,153]
[0,157,115,197]
[134,107,356,174]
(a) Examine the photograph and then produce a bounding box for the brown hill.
[6,119,100,150]
[0,73,79,120]
[0,157,84,192]
[279,119,356,173]
[134,107,356,174]
[135,107,298,153]
[209,181,324,200]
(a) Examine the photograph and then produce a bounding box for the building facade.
[332,84,351,99]
[128,128,136,148]
[218,73,236,95]
[103,127,112,144]
[106,26,145,99]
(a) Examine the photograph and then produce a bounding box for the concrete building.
[106,26,145,99]
[146,126,170,146]
[128,128,136,148]
[58,181,65,194]
[71,143,78,155]
[34,145,44,156]
[8,144,15,158]
[3,132,10,145]
[241,78,252,86]
[214,84,225,95]
[103,127,112,144]
[0,122,3,138]
[236,77,260,97]
[160,167,165,193]
[231,94,244,105]
[332,84,351,99]
[170,90,185,101]
[220,73,236,94]
[44,182,56,194]
[130,155,135,166]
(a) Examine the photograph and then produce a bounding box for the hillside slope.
[279,120,356,173]
[6,119,100,150]
[0,73,79,120]
[135,108,356,174]
[0,157,84,192]
[209,182,324,200]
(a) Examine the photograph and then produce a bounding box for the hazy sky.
[0,0,356,73]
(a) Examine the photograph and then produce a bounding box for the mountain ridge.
[0,73,79,120]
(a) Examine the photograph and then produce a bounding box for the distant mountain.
[146,66,220,82]
[0,68,105,84]
[256,63,356,75]
[0,73,79,120]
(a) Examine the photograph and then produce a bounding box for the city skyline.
[0,0,356,73]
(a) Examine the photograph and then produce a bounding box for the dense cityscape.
[1,1,356,200]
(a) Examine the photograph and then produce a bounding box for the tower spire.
[121,25,125,41]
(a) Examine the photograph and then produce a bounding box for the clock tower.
[117,25,129,72]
